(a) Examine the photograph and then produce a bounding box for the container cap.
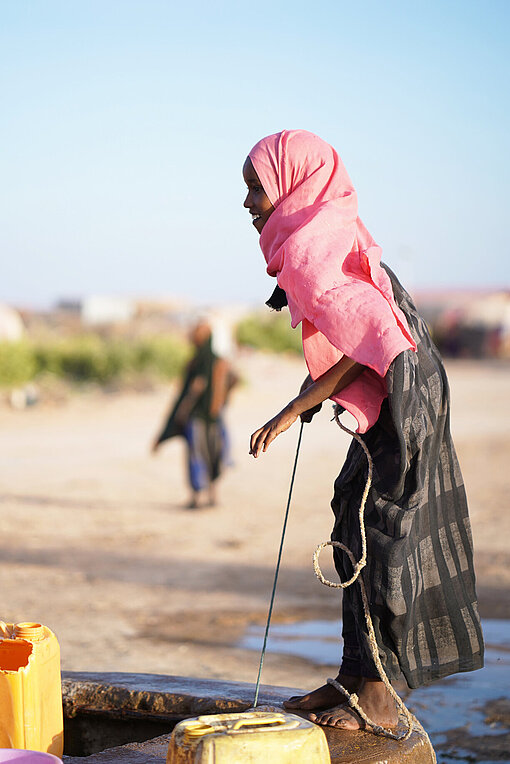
[0,751,62,763]
[13,624,45,641]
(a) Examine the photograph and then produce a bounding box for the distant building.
[81,296,136,325]
[0,303,25,342]
[56,296,136,325]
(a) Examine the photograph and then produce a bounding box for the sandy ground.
[1,353,509,696]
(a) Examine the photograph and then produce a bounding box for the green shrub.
[2,334,189,387]
[0,342,37,387]
[236,313,302,355]
[51,336,112,383]
[132,336,191,378]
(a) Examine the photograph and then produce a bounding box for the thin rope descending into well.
[253,421,304,708]
[313,407,414,742]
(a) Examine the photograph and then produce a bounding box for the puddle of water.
[241,618,510,763]
[241,618,344,665]
[407,620,510,763]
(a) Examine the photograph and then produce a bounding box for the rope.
[253,421,304,708]
[313,408,414,741]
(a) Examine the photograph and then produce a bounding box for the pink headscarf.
[249,129,416,433]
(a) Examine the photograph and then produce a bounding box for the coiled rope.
[313,407,414,741]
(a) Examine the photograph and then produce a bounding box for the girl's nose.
[243,191,251,209]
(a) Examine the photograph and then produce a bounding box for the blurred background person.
[152,316,238,508]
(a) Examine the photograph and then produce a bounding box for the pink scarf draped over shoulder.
[249,129,416,433]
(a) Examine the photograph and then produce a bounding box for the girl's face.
[243,157,274,234]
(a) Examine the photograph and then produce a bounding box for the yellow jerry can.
[0,622,63,758]
[166,710,331,764]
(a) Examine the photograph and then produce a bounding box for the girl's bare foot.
[283,673,361,712]
[309,678,398,730]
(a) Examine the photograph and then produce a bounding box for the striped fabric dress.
[331,267,484,689]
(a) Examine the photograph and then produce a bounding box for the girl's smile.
[243,157,274,234]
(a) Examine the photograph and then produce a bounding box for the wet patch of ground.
[137,605,341,649]
[442,697,509,761]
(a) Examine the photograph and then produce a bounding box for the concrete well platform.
[61,671,435,763]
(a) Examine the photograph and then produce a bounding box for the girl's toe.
[283,695,302,705]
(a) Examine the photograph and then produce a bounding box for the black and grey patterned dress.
[332,267,484,689]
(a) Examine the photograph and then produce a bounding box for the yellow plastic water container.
[166,711,331,764]
[0,622,63,758]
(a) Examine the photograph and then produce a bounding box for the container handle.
[182,720,218,743]
[231,716,299,731]
[0,622,12,638]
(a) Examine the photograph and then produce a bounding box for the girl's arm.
[250,356,364,458]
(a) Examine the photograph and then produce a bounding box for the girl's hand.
[249,357,365,459]
[250,405,298,458]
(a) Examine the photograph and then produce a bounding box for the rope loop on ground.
[313,408,415,742]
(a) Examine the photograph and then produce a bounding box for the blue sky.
[1,0,508,308]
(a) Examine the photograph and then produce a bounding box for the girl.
[243,130,483,730]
